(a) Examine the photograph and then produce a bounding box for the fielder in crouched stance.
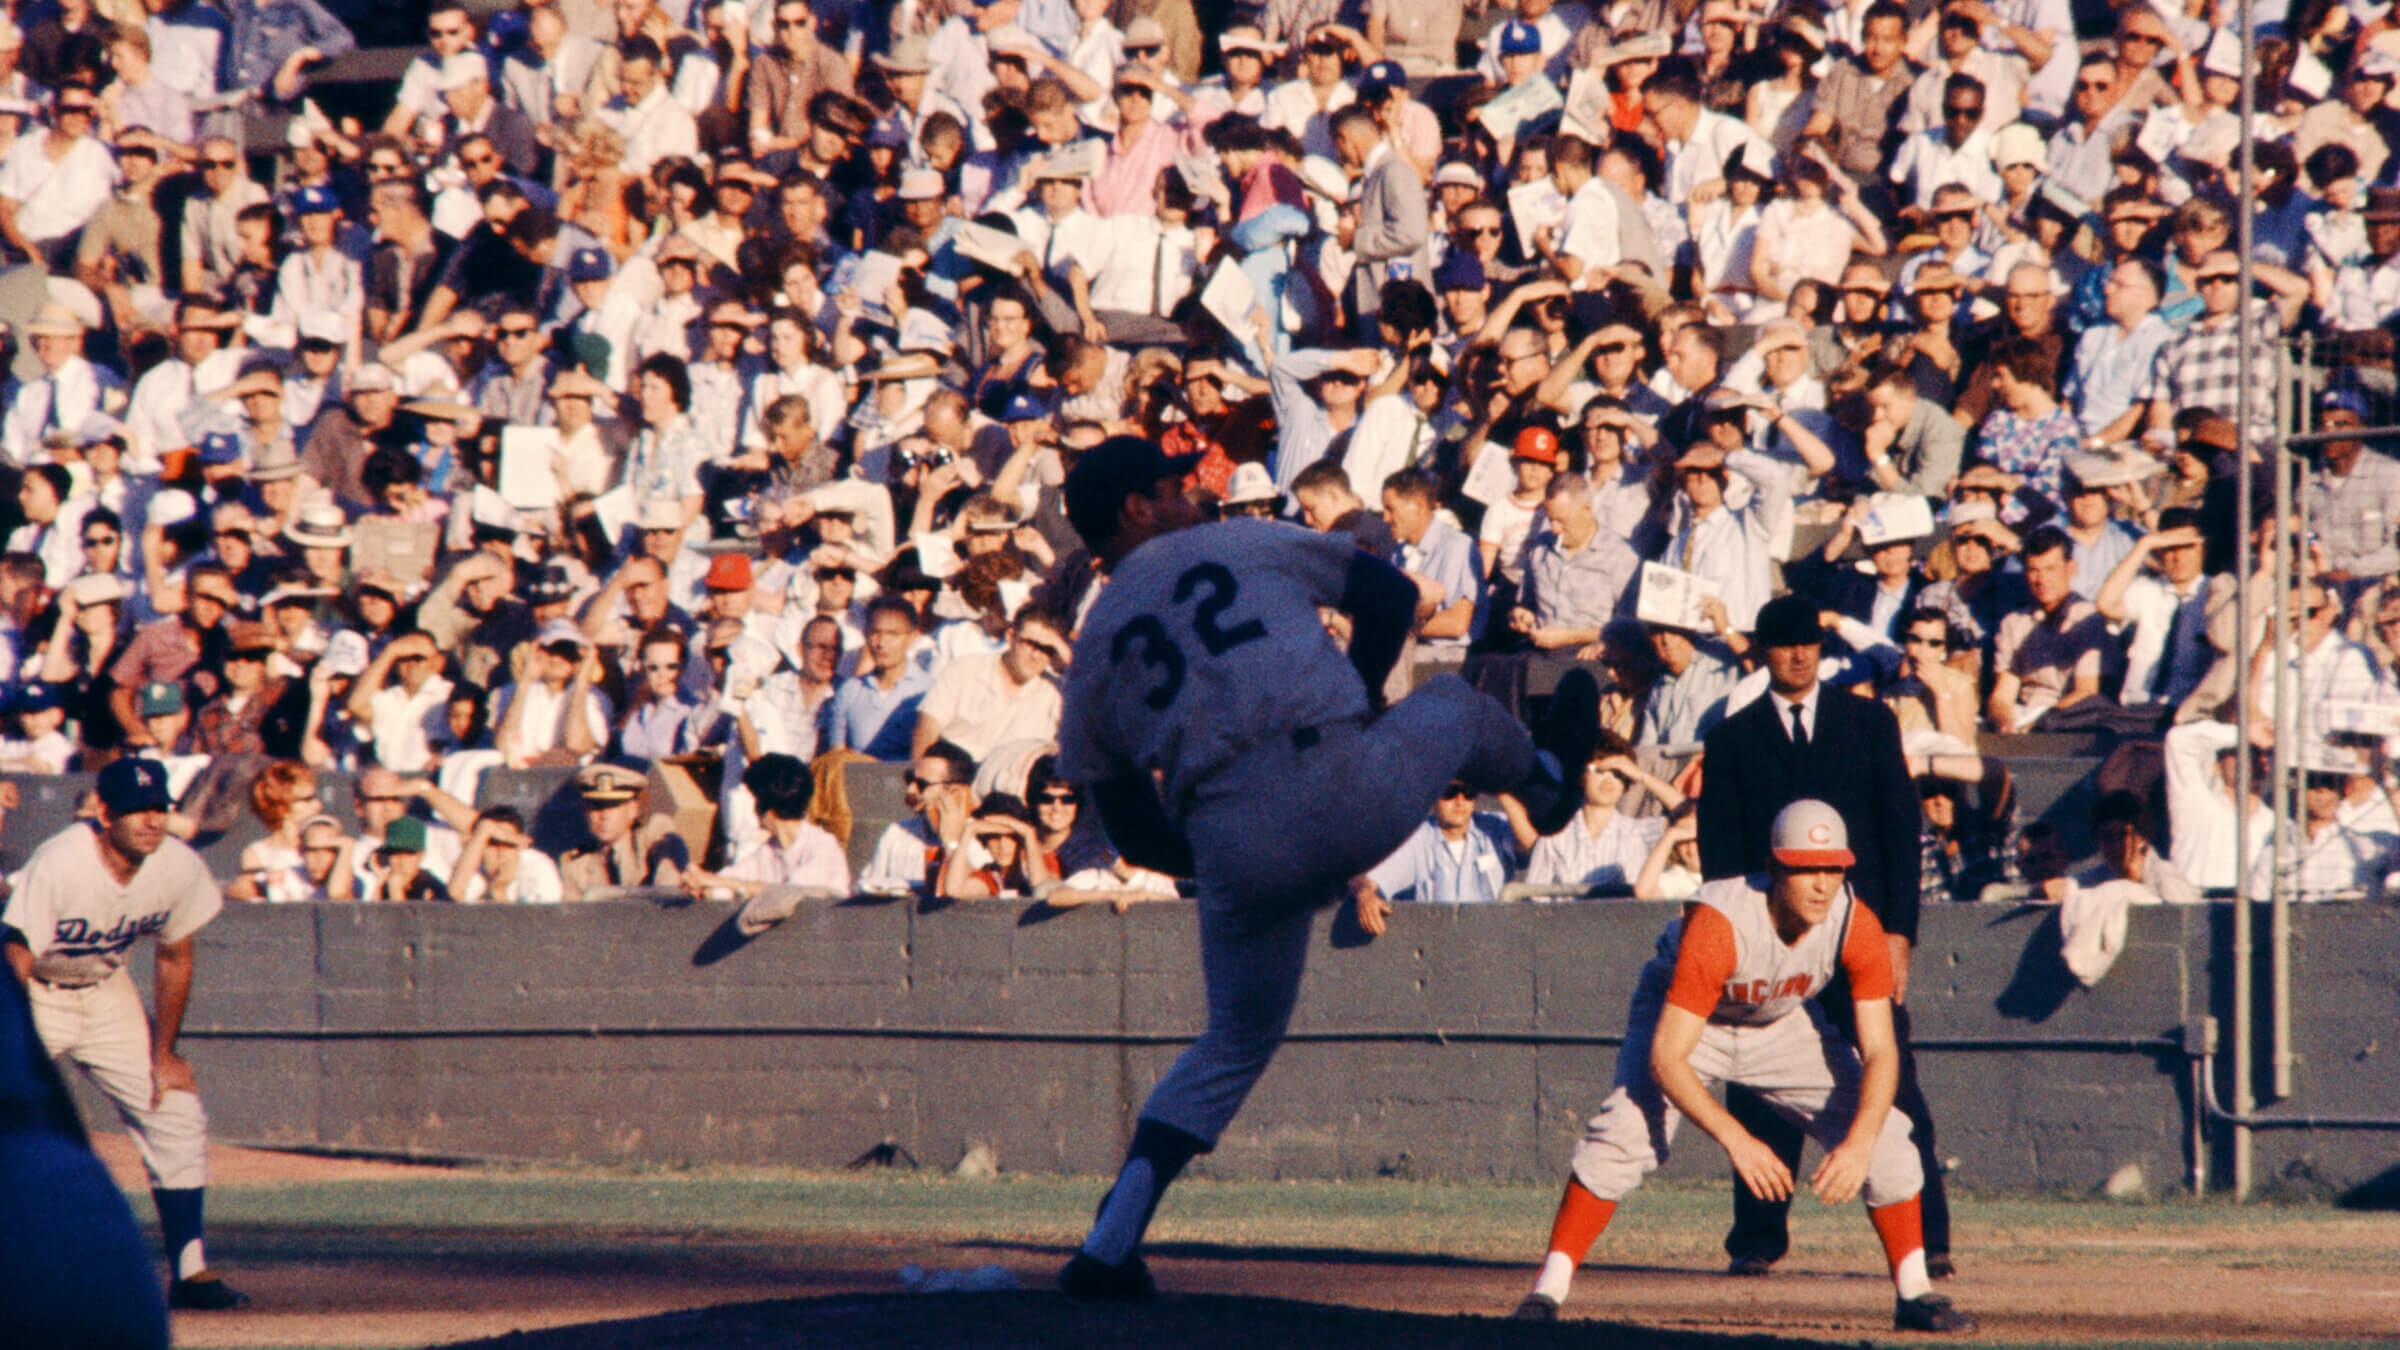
[1515,799,1973,1334]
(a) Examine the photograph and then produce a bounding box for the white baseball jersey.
[2,824,222,987]
[1665,874,1892,1028]
[1056,519,1370,811]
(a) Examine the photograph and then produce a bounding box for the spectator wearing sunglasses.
[1349,778,1520,932]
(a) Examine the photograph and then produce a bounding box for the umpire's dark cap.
[97,757,173,815]
[1753,594,1823,648]
[1064,435,1202,547]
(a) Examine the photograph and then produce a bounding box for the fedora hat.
[24,302,84,338]
[873,35,932,73]
[285,502,353,550]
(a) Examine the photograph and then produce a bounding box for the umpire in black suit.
[1695,595,1952,1277]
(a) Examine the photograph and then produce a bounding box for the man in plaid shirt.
[2137,249,2307,444]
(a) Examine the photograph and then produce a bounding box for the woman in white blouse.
[1747,151,1888,317]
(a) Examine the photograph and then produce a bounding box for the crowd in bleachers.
[0,0,2394,908]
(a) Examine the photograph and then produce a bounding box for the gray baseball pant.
[1137,674,1536,1146]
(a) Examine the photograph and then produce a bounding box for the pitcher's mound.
[442,1291,1847,1350]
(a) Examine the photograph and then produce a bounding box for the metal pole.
[2230,6,2260,1200]
[2276,341,2307,1104]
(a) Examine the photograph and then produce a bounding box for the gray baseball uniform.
[1056,517,1538,1146]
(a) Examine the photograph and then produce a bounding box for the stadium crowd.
[0,0,2394,912]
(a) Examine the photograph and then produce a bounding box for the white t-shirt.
[456,849,567,904]
[2,823,220,986]
[369,675,455,774]
[0,132,119,243]
[1478,495,1547,587]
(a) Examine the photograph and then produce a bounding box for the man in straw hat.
[4,297,124,467]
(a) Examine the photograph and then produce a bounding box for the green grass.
[169,1165,2400,1272]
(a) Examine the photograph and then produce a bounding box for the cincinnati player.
[1513,799,1974,1334]
[1051,436,1597,1300]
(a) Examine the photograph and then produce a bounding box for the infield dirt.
[97,1137,2400,1349]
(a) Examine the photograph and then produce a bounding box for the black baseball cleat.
[1521,669,1602,836]
[1510,1293,1560,1321]
[1727,1256,1776,1277]
[1926,1252,1956,1280]
[1895,1293,1977,1333]
[1059,1250,1158,1302]
[167,1270,251,1311]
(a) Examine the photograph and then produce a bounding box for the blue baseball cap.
[1359,60,1407,97]
[1434,251,1486,292]
[2321,387,2372,420]
[197,431,244,465]
[13,681,59,713]
[1497,21,1543,55]
[567,246,614,282]
[97,756,173,814]
[292,184,339,215]
[1001,390,1052,422]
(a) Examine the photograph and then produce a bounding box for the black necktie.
[1788,703,1809,748]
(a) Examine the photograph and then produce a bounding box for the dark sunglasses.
[1439,784,1475,801]
[1592,340,1635,355]
[1941,105,1981,119]
[82,533,117,546]
[906,775,952,789]
[2196,273,2239,286]
[204,156,238,168]
[1934,207,1975,222]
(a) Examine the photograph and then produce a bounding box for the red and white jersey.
[1665,873,1893,1028]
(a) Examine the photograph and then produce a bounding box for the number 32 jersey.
[1056,520,1371,811]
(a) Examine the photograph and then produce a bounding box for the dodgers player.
[1,758,251,1311]
[1512,800,1974,1334]
[1050,436,1598,1300]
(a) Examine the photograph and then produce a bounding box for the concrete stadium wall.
[83,898,2400,1196]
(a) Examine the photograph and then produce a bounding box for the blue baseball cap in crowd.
[567,246,614,282]
[2321,387,2372,420]
[292,184,339,215]
[1001,390,1052,422]
[867,120,910,150]
[1063,435,1203,547]
[1497,21,1543,55]
[197,431,244,465]
[1434,252,1487,292]
[1358,60,1408,98]
[97,756,174,814]
[14,681,59,714]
